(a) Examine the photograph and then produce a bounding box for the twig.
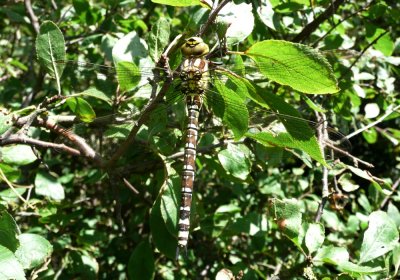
[10,115,103,163]
[197,0,231,37]
[312,0,376,47]
[315,112,329,222]
[0,168,34,209]
[292,0,345,43]
[344,104,400,141]
[24,0,40,34]
[123,178,139,195]
[0,133,81,156]
[37,117,103,163]
[339,30,389,81]
[30,258,51,280]
[325,142,374,168]
[380,177,400,209]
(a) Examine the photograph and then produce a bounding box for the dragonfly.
[49,36,351,258]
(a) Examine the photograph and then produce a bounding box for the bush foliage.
[0,0,399,279]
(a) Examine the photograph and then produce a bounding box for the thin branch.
[339,30,389,81]
[312,0,376,47]
[197,0,231,37]
[24,0,40,34]
[380,177,400,209]
[12,115,103,164]
[0,134,82,156]
[123,178,139,195]
[40,117,101,160]
[325,142,374,168]
[344,104,400,141]
[0,168,34,209]
[315,112,329,222]
[292,0,345,43]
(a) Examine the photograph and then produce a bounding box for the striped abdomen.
[176,56,209,256]
[177,95,201,253]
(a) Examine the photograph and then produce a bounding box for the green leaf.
[337,261,384,276]
[217,143,251,180]
[313,245,349,266]
[366,24,394,56]
[150,183,177,259]
[359,211,399,264]
[347,165,377,184]
[147,17,170,62]
[14,233,52,269]
[128,241,155,280]
[1,145,37,166]
[393,244,400,276]
[35,21,66,93]
[244,40,339,94]
[34,171,65,201]
[112,31,154,88]
[74,87,112,105]
[213,76,249,139]
[160,176,180,236]
[0,209,20,252]
[66,97,96,123]
[104,122,134,139]
[0,163,21,184]
[270,198,302,241]
[246,131,325,165]
[116,61,141,92]
[73,0,90,15]
[241,82,326,165]
[216,205,242,214]
[338,173,360,192]
[305,223,325,254]
[151,0,201,7]
[218,2,254,44]
[0,114,12,135]
[0,245,26,280]
[227,212,267,236]
[387,203,400,228]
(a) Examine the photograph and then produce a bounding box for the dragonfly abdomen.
[177,95,202,254]
[176,38,210,258]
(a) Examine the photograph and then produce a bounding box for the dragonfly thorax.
[180,57,210,96]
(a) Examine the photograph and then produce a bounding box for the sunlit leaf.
[147,17,170,62]
[305,223,325,254]
[35,21,65,93]
[0,209,20,252]
[34,171,65,201]
[1,145,37,166]
[15,233,52,269]
[217,143,251,180]
[0,245,25,280]
[359,211,399,264]
[66,97,96,123]
[151,0,201,7]
[116,61,141,92]
[244,40,339,94]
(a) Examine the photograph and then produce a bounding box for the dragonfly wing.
[54,59,161,95]
[203,74,350,164]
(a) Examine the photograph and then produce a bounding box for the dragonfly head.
[181,37,209,58]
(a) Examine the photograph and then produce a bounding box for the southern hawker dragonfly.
[42,34,351,258]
